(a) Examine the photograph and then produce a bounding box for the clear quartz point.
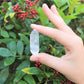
[30,29,39,56]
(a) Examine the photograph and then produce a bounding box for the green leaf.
[0,60,6,69]
[53,80,59,84]
[4,74,14,84]
[24,75,36,84]
[37,74,45,82]
[17,80,27,84]
[68,0,80,14]
[76,4,84,13]
[25,45,30,55]
[0,39,17,44]
[15,23,21,29]
[6,24,14,30]
[9,32,16,39]
[22,67,41,75]
[7,41,17,56]
[64,15,77,20]
[0,16,4,21]
[77,28,83,35]
[61,5,69,11]
[17,60,30,70]
[57,9,65,19]
[54,0,68,7]
[2,2,9,10]
[40,46,47,52]
[24,19,31,29]
[37,7,48,25]
[8,2,13,12]
[14,60,30,83]
[0,48,12,57]
[44,72,54,78]
[19,33,29,45]
[4,12,9,23]
[13,71,25,84]
[8,2,12,7]
[17,40,24,55]
[1,30,9,38]
[4,57,15,66]
[0,67,9,84]
[20,0,25,4]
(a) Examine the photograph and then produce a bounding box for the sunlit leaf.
[2,2,9,10]
[22,67,41,75]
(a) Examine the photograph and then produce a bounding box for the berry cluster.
[13,0,38,21]
[60,79,73,84]
[25,0,38,5]
[53,71,59,78]
[35,61,43,71]
[53,71,75,84]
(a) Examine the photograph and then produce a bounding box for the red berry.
[45,77,49,79]
[15,15,18,18]
[16,5,20,8]
[25,6,29,9]
[2,8,6,12]
[35,64,38,67]
[22,17,25,21]
[18,9,22,12]
[13,0,38,20]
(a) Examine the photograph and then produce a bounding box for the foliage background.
[0,0,84,84]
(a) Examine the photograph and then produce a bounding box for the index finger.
[31,24,76,50]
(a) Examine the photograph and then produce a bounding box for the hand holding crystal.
[30,4,84,84]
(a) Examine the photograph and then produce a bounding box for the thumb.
[30,53,69,74]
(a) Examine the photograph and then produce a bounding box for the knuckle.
[75,36,83,46]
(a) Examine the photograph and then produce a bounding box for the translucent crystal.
[30,29,39,56]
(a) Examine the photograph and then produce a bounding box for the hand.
[30,4,84,84]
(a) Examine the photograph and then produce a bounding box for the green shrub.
[0,0,84,84]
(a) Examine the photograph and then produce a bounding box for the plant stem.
[75,20,84,34]
[78,20,84,28]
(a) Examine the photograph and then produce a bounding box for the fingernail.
[31,24,38,29]
[30,56,39,61]
[42,3,48,8]
[52,5,56,7]
[31,24,37,27]
[51,5,56,9]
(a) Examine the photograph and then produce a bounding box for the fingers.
[42,4,65,29]
[51,5,59,16]
[31,24,76,49]
[30,53,68,73]
[42,4,75,35]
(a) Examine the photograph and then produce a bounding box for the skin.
[30,4,84,84]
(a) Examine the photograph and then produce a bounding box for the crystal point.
[30,29,39,56]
